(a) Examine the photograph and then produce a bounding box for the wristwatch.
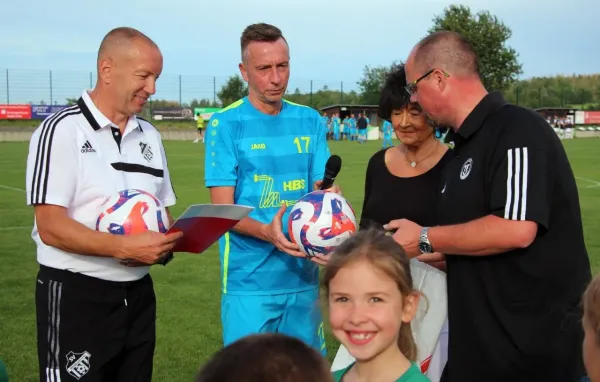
[419,227,434,254]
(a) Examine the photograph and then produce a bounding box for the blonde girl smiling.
[323,228,430,382]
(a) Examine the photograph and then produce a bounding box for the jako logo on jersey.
[283,179,305,191]
[251,143,266,150]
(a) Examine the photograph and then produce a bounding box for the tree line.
[146,4,599,113]
[504,75,600,110]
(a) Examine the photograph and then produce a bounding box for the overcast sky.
[1,0,598,104]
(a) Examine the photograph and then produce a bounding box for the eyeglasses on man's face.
[405,69,450,96]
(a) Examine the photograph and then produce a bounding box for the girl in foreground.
[583,273,600,382]
[323,228,430,382]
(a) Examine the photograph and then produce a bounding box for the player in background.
[344,114,353,141]
[382,119,393,148]
[194,112,205,143]
[332,113,341,141]
[349,113,357,142]
[204,23,338,355]
[346,114,353,142]
[321,112,331,139]
[342,115,350,141]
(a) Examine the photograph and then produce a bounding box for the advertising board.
[152,107,194,121]
[0,105,31,119]
[31,104,69,119]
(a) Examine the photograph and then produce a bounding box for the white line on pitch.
[0,184,25,193]
[576,177,600,189]
[0,226,31,231]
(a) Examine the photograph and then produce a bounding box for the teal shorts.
[221,288,326,355]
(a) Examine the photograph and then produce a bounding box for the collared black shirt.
[439,92,591,382]
[357,117,368,130]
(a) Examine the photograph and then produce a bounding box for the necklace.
[403,140,440,168]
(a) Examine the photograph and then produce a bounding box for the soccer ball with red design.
[287,190,357,257]
[96,189,168,235]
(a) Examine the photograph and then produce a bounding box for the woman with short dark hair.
[360,63,451,249]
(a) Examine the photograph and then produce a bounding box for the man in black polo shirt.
[386,31,591,381]
[356,113,368,143]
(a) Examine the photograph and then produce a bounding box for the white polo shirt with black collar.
[25,90,177,282]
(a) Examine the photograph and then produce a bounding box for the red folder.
[166,204,254,254]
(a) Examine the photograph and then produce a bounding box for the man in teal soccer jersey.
[204,23,336,355]
[321,112,330,139]
[382,119,393,148]
[332,113,341,140]
[348,113,357,141]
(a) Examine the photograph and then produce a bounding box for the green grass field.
[0,138,599,381]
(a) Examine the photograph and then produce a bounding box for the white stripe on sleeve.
[504,147,528,220]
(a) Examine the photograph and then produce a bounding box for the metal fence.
[0,68,355,106]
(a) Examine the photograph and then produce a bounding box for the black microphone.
[319,155,342,190]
